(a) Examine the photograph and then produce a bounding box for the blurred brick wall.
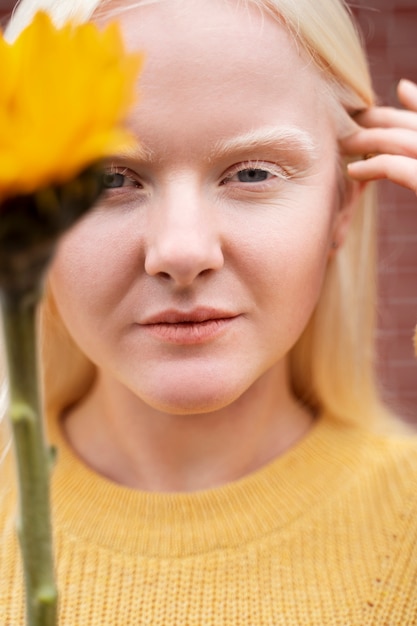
[0,1,13,26]
[0,1,13,14]
[1,1,416,421]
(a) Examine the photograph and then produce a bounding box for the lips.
[141,308,236,325]
[139,308,238,344]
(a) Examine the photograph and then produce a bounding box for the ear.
[328,179,366,258]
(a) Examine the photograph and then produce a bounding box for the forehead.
[105,0,324,101]
[101,0,313,79]
[98,0,339,159]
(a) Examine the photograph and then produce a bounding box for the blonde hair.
[5,0,397,430]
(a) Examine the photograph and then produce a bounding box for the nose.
[144,182,224,287]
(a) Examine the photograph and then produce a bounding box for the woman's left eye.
[222,164,286,186]
[102,172,127,188]
[234,169,270,183]
[102,168,141,189]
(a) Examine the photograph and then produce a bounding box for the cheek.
[49,229,101,321]
[248,202,334,277]
[49,211,143,319]
[265,233,330,316]
[48,251,99,351]
[48,240,118,362]
[242,194,337,333]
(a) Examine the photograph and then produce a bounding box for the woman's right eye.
[102,170,141,189]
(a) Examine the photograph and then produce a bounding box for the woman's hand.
[342,79,417,195]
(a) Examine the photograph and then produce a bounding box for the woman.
[1,0,417,623]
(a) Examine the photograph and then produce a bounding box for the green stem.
[1,287,57,626]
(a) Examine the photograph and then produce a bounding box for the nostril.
[158,271,171,281]
[155,267,212,282]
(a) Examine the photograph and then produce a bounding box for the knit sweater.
[1,413,417,625]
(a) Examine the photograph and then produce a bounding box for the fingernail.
[399,78,417,91]
[347,161,363,171]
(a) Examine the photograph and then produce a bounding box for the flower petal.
[0,12,142,199]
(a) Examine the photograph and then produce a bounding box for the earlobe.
[329,179,366,257]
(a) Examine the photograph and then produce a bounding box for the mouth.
[139,309,239,344]
[141,308,237,325]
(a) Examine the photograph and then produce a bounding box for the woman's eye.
[222,164,285,186]
[102,170,140,189]
[235,169,270,183]
[102,172,125,189]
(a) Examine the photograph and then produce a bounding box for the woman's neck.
[62,364,314,492]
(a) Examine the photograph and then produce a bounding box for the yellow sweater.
[1,413,417,625]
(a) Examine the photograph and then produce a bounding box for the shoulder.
[343,428,417,536]
[320,417,417,497]
[364,429,417,482]
[316,420,417,531]
[352,427,417,494]
[317,426,417,623]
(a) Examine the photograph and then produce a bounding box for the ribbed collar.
[48,412,370,558]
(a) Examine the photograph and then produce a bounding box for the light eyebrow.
[210,126,318,164]
[110,140,155,164]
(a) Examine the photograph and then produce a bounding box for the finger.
[341,128,417,158]
[347,154,417,194]
[397,79,417,112]
[353,107,417,131]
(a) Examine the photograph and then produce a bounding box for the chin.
[134,378,246,415]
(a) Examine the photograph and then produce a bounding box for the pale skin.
[49,1,417,493]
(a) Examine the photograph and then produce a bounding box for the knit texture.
[1,413,417,625]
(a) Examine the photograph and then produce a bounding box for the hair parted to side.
[5,0,398,430]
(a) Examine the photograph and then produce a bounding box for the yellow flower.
[0,12,142,200]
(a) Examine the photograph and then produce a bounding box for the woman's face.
[50,0,351,413]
